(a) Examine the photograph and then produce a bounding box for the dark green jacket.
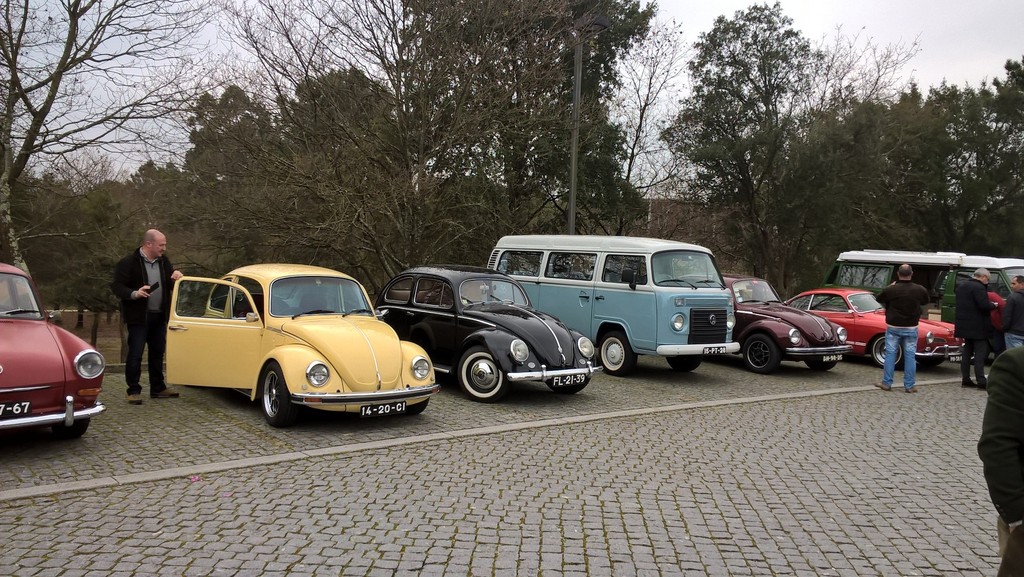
[978,346,1024,525]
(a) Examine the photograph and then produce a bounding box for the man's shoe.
[905,386,919,393]
[127,394,143,405]
[978,382,987,391]
[961,380,978,388]
[875,382,892,391]
[150,388,180,399]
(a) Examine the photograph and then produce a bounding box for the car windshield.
[651,250,724,288]
[269,276,372,317]
[849,293,883,313]
[732,279,781,303]
[459,278,530,306]
[0,273,43,320]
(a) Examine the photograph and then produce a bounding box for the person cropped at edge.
[978,345,1024,576]
[111,229,184,405]
[874,264,930,393]
[956,268,998,389]
[991,290,1007,359]
[1005,275,1024,350]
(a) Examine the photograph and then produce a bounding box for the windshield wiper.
[660,278,698,289]
[343,308,374,317]
[1,309,40,316]
[291,309,334,319]
[695,279,725,288]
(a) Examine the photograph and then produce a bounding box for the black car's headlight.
[510,339,529,362]
[836,326,848,343]
[306,361,330,387]
[788,328,801,345]
[578,337,595,358]
[74,350,104,379]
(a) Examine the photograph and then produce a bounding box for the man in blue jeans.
[875,264,931,393]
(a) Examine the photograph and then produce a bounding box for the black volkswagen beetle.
[376,266,600,402]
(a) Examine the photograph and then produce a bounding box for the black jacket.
[111,249,176,325]
[954,278,996,339]
[876,280,930,327]
[1005,289,1024,336]
[978,346,1024,526]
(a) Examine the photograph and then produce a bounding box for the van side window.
[602,255,647,284]
[836,264,890,288]
[497,251,544,276]
[546,252,597,280]
[414,278,454,308]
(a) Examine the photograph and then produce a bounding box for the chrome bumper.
[506,362,602,382]
[917,344,962,359]
[292,383,439,405]
[0,396,106,430]
[784,345,853,357]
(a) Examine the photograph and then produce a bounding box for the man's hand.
[171,270,183,281]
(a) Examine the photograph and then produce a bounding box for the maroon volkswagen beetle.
[0,263,105,438]
[725,275,852,374]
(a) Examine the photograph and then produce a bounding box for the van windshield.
[651,251,724,288]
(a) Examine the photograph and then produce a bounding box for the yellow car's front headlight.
[306,361,330,387]
[412,356,431,380]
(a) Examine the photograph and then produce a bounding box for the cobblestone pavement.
[1,356,999,575]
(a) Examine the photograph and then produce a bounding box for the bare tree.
[0,0,212,269]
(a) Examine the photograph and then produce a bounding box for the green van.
[822,250,1024,322]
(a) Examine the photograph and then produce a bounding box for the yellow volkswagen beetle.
[166,264,438,427]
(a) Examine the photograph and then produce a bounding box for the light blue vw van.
[488,235,738,376]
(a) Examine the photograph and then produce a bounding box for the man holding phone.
[111,229,184,404]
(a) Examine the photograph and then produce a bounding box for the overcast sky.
[658,0,1024,90]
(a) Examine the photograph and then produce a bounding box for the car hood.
[0,319,65,388]
[464,304,579,366]
[740,302,840,343]
[280,316,404,390]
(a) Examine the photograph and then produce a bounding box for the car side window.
[497,251,543,276]
[602,255,647,285]
[545,252,597,280]
[989,273,1009,298]
[174,281,231,320]
[836,264,890,289]
[234,276,264,318]
[384,277,414,304]
[788,295,811,310]
[414,278,454,309]
[810,295,849,312]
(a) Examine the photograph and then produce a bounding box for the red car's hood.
[0,319,65,387]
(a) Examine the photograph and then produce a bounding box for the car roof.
[959,255,1024,269]
[0,263,29,277]
[798,287,868,297]
[495,234,713,254]
[227,263,357,283]
[400,265,508,283]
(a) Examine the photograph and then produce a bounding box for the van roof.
[495,235,712,254]
[836,249,1024,269]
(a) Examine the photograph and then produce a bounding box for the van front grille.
[690,308,729,344]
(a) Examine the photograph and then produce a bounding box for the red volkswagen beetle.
[786,288,962,368]
[0,263,105,438]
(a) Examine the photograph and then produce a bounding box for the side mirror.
[376,309,388,319]
[47,310,63,324]
[621,269,637,290]
[245,312,260,323]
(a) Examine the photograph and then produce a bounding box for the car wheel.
[868,336,903,369]
[666,355,702,372]
[405,398,430,415]
[259,361,299,427]
[457,346,508,402]
[742,334,782,374]
[598,331,637,376]
[51,418,90,439]
[804,360,837,371]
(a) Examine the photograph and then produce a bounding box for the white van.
[488,235,738,376]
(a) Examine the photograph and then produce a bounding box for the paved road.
[0,357,1000,576]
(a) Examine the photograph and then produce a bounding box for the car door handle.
[579,295,590,301]
[595,295,605,301]
[168,325,188,331]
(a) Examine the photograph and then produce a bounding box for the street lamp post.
[567,15,609,235]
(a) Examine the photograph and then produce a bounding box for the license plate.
[552,373,587,387]
[703,347,726,354]
[822,354,843,362]
[359,401,406,417]
[0,401,31,418]
[948,354,962,363]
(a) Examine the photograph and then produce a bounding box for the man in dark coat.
[1005,275,1024,350]
[978,345,1024,575]
[111,229,184,404]
[955,268,998,389]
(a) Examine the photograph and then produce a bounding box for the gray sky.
[658,0,1024,89]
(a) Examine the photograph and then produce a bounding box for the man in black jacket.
[111,229,184,404]
[875,264,930,393]
[978,345,1024,575]
[955,268,998,389]
[1005,275,1024,350]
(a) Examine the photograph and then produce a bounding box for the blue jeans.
[882,325,918,389]
[1007,333,1024,350]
